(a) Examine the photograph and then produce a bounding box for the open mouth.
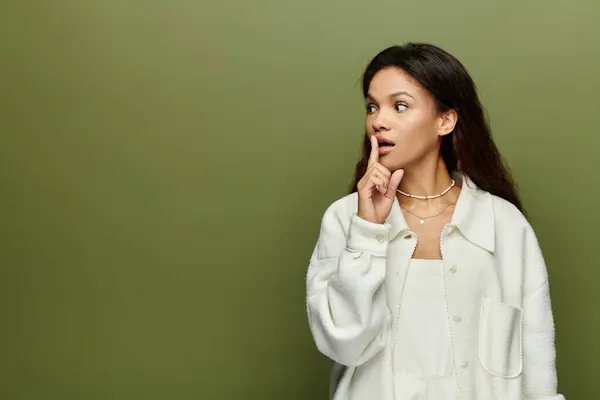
[377,137,396,148]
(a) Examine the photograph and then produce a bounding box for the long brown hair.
[350,43,523,213]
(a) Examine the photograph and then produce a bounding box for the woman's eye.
[394,103,408,112]
[366,105,377,113]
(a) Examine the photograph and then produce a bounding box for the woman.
[305,43,565,400]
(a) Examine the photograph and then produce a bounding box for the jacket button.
[449,264,457,273]
[375,234,385,243]
[453,315,462,322]
[460,358,469,368]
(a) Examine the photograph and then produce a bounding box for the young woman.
[306,43,565,400]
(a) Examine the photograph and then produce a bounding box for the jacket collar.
[385,171,495,253]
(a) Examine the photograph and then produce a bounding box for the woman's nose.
[372,114,390,132]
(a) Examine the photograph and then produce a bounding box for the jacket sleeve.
[521,224,566,400]
[306,204,392,367]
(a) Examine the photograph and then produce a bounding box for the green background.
[1,1,597,399]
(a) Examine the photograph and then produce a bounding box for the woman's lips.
[378,145,395,155]
[376,136,396,155]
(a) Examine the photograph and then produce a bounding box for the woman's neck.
[396,159,458,209]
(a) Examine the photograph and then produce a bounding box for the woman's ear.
[438,109,458,136]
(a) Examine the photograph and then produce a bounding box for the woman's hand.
[357,135,404,224]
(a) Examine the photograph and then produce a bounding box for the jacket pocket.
[478,298,523,378]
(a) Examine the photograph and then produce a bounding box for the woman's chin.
[380,157,403,171]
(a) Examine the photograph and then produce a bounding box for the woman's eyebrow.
[389,91,415,100]
[366,90,415,101]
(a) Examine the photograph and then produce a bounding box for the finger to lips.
[368,135,379,166]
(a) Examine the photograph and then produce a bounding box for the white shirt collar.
[385,171,496,252]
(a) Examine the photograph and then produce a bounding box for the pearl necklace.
[397,179,456,200]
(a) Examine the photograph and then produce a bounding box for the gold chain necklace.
[400,202,456,225]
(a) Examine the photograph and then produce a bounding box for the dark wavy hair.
[350,42,523,212]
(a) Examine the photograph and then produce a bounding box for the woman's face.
[365,67,455,171]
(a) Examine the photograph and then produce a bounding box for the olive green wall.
[1,1,597,399]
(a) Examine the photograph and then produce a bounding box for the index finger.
[368,135,379,166]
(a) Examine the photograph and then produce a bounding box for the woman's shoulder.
[490,194,528,227]
[488,193,538,241]
[321,192,359,223]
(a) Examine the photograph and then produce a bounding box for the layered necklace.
[398,179,456,225]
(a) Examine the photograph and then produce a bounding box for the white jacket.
[306,173,565,400]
